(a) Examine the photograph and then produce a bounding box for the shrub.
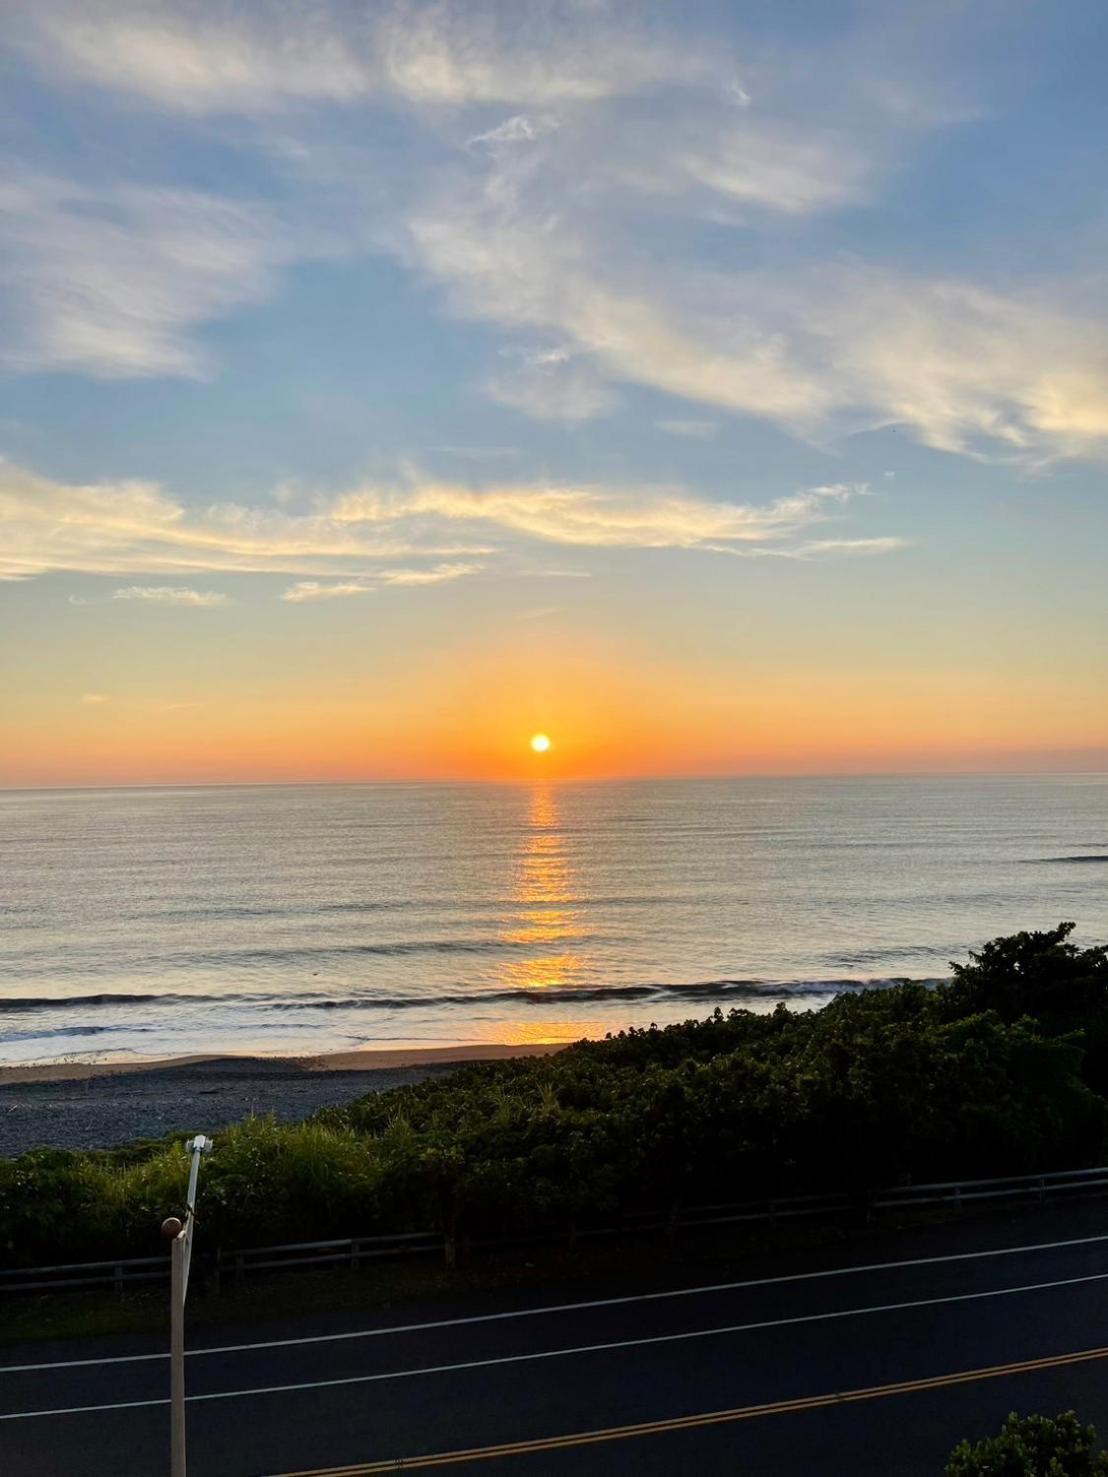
[945,1411,1108,1475]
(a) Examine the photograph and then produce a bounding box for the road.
[5,1204,1108,1474]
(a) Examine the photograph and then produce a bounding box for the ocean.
[1,776,1106,1066]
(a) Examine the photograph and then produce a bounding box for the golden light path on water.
[494,785,594,1043]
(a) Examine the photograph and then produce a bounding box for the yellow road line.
[270,1342,1108,1474]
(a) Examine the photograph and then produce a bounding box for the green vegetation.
[2,925,1107,1270]
[945,1412,1108,1475]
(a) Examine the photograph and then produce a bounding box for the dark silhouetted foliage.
[945,1411,1108,1475]
[943,924,1108,1094]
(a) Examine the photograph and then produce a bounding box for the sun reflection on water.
[498,786,588,993]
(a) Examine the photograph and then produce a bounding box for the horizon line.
[3,767,1108,796]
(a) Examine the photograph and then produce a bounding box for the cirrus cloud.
[15,0,713,114]
[112,585,229,606]
[0,173,312,380]
[280,581,370,604]
[377,562,484,586]
[6,0,1102,468]
[0,458,900,584]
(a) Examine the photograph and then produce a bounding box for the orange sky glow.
[4,652,1106,788]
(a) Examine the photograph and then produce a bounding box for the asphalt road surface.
[6,1203,1108,1475]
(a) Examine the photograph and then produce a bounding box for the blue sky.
[1,1,1106,782]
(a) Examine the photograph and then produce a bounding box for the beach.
[0,1044,561,1157]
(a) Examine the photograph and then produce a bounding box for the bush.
[943,925,1108,1095]
[945,1411,1108,1475]
[945,926,1108,1026]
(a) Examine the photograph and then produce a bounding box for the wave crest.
[0,976,946,1016]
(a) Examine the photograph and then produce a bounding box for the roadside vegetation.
[3,925,1107,1269]
[945,1411,1108,1474]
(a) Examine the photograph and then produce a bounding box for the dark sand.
[0,1044,562,1157]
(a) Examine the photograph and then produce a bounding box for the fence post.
[665,1199,681,1242]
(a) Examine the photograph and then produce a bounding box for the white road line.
[3,1267,1107,1421]
[5,1229,1108,1376]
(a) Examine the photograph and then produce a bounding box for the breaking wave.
[0,976,947,1016]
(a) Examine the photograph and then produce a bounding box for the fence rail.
[5,1162,1108,1298]
[221,1230,443,1280]
[0,1254,169,1295]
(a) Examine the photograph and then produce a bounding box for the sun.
[530,733,552,754]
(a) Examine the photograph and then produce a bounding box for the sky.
[1,0,1106,785]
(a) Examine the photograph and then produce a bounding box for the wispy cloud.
[813,273,1108,458]
[486,351,618,422]
[0,462,478,580]
[9,2,1103,465]
[676,124,869,214]
[278,566,479,598]
[280,581,370,603]
[330,481,868,549]
[377,562,482,586]
[18,1,713,113]
[81,692,110,704]
[0,459,895,580]
[374,4,710,106]
[278,566,482,599]
[112,586,229,607]
[0,173,309,379]
[468,114,561,151]
[18,2,373,114]
[405,182,835,432]
[777,536,909,559]
[403,139,1108,461]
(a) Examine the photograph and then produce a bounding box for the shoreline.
[0,1044,564,1157]
[0,1041,563,1087]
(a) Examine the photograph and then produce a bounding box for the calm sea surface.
[1,776,1106,1065]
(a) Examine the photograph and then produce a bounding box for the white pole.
[164,1134,212,1477]
[170,1230,186,1477]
